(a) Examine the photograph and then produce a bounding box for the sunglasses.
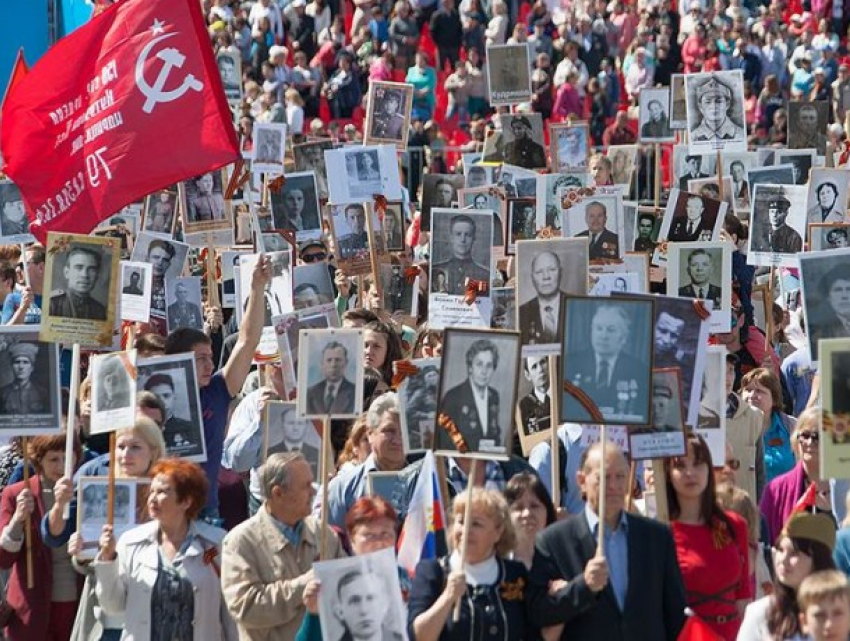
[797,431,819,443]
[301,252,327,263]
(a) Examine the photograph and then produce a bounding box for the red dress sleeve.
[729,512,753,601]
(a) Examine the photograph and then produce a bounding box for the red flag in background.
[0,0,239,241]
[0,49,28,167]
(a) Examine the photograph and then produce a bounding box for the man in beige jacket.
[222,451,345,640]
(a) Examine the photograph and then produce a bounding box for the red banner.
[0,0,239,241]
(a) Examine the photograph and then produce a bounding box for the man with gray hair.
[222,451,344,640]
[317,391,407,528]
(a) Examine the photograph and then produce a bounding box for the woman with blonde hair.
[285,88,305,137]
[337,417,372,473]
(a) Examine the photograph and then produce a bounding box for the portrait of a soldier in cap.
[753,192,803,254]
[0,342,47,415]
[49,244,107,321]
[687,74,746,144]
[369,86,408,143]
[503,115,546,169]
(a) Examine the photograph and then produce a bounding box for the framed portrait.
[130,233,190,321]
[638,87,675,143]
[0,327,62,436]
[491,286,516,330]
[686,176,736,217]
[799,248,850,363]
[721,152,757,213]
[41,233,120,347]
[497,163,538,198]
[565,190,626,263]
[263,401,323,479]
[293,139,334,200]
[669,74,688,130]
[119,261,153,322]
[608,145,639,189]
[435,327,521,459]
[165,277,205,334]
[672,146,712,192]
[76,477,148,560]
[267,170,322,241]
[482,113,546,170]
[788,101,828,156]
[396,357,440,454]
[653,188,726,265]
[92,208,139,261]
[515,354,555,456]
[775,150,817,186]
[747,184,807,267]
[806,168,849,227]
[258,230,294,254]
[179,169,233,239]
[142,187,180,238]
[591,253,651,294]
[550,122,590,172]
[252,122,288,175]
[378,262,419,318]
[326,202,384,276]
[216,50,242,104]
[428,208,493,329]
[694,345,726,463]
[506,197,540,254]
[314,548,407,641]
[818,338,850,478]
[419,173,466,231]
[90,350,137,435]
[296,328,364,419]
[293,262,335,311]
[748,164,796,198]
[324,145,402,205]
[486,43,532,106]
[684,70,747,154]
[0,180,34,244]
[272,303,339,399]
[621,200,638,253]
[667,240,732,332]
[515,237,589,357]
[459,187,506,253]
[221,250,249,309]
[810,223,850,251]
[629,368,686,460]
[137,353,206,461]
[464,161,499,189]
[560,295,655,426]
[536,174,586,232]
[381,201,408,254]
[364,81,413,149]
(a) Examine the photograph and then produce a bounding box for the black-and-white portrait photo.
[669,74,687,129]
[810,224,850,251]
[273,306,337,395]
[120,261,152,323]
[429,209,493,296]
[269,171,322,240]
[788,101,828,156]
[47,241,114,321]
[0,329,61,434]
[379,263,418,316]
[507,198,539,252]
[566,193,624,261]
[550,123,590,173]
[536,174,583,231]
[131,233,190,319]
[694,346,725,460]
[182,170,228,224]
[667,241,733,332]
[419,173,465,230]
[629,368,686,460]
[589,271,640,296]
[639,87,675,143]
[297,328,364,419]
[609,145,639,188]
[464,162,499,189]
[799,248,850,362]
[684,70,747,153]
[324,145,402,205]
[121,262,144,297]
[659,188,725,245]
[314,548,407,641]
[687,176,736,217]
[264,401,321,478]
[138,354,206,461]
[221,250,248,309]
[724,153,755,211]
[253,123,287,174]
[516,354,554,453]
[482,114,546,170]
[748,184,807,266]
[515,238,588,354]
[435,328,520,457]
[674,150,711,192]
[166,277,204,333]
[330,203,372,262]
[142,187,178,236]
[807,168,848,225]
[561,297,654,425]
[775,150,815,186]
[459,187,505,248]
[293,263,335,310]
[217,50,242,103]
[486,43,532,106]
[0,180,32,243]
[633,209,659,253]
[259,231,292,254]
[382,202,405,252]
[748,164,796,192]
[293,139,333,200]
[78,478,139,559]
[365,81,412,149]
[397,357,440,453]
[238,251,293,327]
[90,351,137,434]
[491,287,516,330]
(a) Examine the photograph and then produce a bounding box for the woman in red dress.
[663,434,752,640]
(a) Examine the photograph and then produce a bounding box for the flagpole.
[453,459,478,622]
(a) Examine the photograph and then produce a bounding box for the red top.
[672,512,752,641]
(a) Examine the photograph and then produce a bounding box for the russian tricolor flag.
[397,451,445,577]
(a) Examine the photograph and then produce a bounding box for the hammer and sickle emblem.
[136,32,204,114]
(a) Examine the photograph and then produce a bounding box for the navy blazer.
[527,511,687,641]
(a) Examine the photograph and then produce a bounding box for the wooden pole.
[765,266,776,356]
[548,356,560,510]
[651,459,669,523]
[357,275,365,309]
[596,425,607,555]
[63,344,81,520]
[206,244,221,309]
[716,150,725,202]
[107,432,117,526]
[319,415,331,560]
[625,460,636,513]
[22,437,33,589]
[365,205,384,304]
[653,144,661,210]
[453,459,479,622]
